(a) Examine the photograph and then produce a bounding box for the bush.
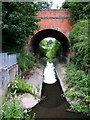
[2,2,41,53]
[7,77,37,96]
[17,50,35,73]
[61,2,89,22]
[46,40,61,62]
[0,94,24,119]
[69,20,89,71]
[0,93,34,119]
[64,64,89,114]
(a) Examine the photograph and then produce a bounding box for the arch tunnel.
[29,29,70,62]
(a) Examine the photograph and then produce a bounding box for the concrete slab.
[16,93,40,109]
[17,63,45,109]
[25,64,44,98]
[54,60,77,105]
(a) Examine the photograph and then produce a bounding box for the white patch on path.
[17,93,40,109]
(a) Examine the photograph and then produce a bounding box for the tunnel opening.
[39,37,62,62]
[30,29,70,63]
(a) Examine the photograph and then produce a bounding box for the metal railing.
[0,53,20,69]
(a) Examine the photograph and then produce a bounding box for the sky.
[50,0,65,9]
[44,37,55,41]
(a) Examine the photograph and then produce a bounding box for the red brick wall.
[35,10,73,37]
[37,10,70,18]
[27,10,73,46]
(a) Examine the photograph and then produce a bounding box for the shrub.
[7,77,37,96]
[0,93,32,119]
[46,40,61,62]
[64,64,89,114]
[17,50,35,73]
[69,20,89,71]
[61,2,89,22]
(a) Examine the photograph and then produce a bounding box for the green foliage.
[36,84,40,97]
[69,20,89,71]
[0,94,24,119]
[39,40,61,62]
[8,80,18,93]
[64,64,89,113]
[17,50,35,73]
[61,1,89,22]
[46,40,61,62]
[60,2,70,9]
[61,1,89,114]
[38,44,46,57]
[65,64,88,88]
[0,93,34,119]
[2,2,41,53]
[37,1,51,10]
[7,77,35,96]
[39,39,48,48]
[15,77,32,93]
[70,103,89,113]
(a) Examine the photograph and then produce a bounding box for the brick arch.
[30,29,70,62]
[26,10,73,62]
[34,26,69,38]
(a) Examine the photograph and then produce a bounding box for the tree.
[34,0,53,10]
[37,2,50,10]
[2,2,41,53]
[60,2,70,9]
[60,1,89,22]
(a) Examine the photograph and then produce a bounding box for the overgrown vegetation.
[61,1,89,22]
[17,49,44,78]
[7,77,39,98]
[2,1,52,54]
[0,93,28,119]
[17,50,35,73]
[64,64,89,113]
[60,1,89,114]
[37,1,53,10]
[38,44,47,57]
[39,39,61,62]
[69,20,89,72]
[0,76,40,119]
[2,2,41,53]
[64,20,89,113]
[46,40,61,62]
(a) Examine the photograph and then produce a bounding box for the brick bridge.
[28,10,73,61]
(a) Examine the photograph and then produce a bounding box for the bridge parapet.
[37,10,70,18]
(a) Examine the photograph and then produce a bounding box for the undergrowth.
[64,64,89,114]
